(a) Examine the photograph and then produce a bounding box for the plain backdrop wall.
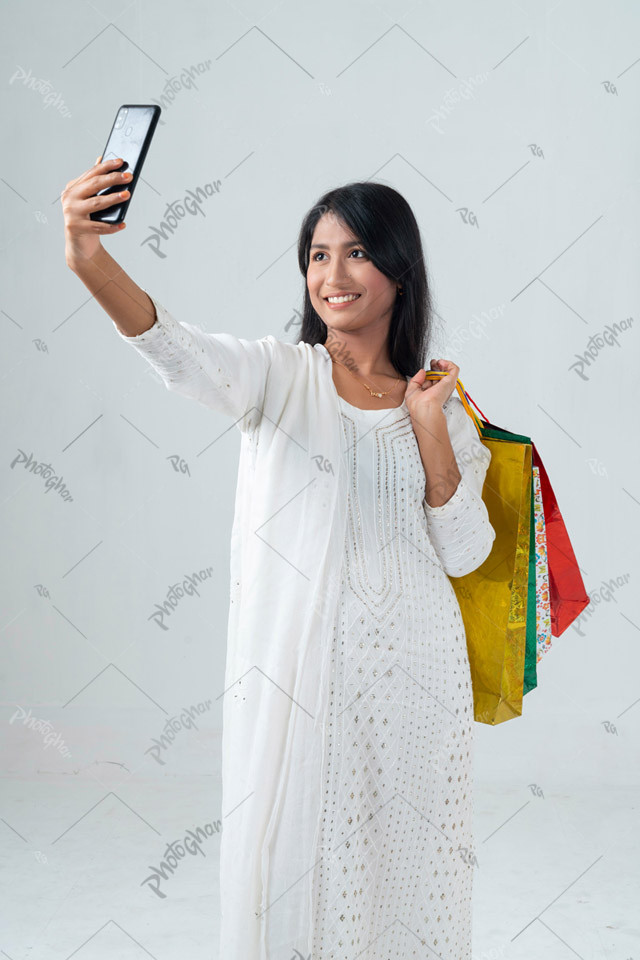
[1,1,639,958]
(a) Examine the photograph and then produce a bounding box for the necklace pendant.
[372,391,382,398]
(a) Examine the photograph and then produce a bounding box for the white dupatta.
[115,291,348,958]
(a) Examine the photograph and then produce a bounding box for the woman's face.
[306,212,398,338]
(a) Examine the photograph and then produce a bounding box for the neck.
[324,324,396,379]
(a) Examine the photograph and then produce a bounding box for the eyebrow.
[310,240,362,249]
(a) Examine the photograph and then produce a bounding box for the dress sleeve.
[423,395,496,577]
[112,289,275,427]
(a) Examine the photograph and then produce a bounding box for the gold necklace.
[331,355,402,399]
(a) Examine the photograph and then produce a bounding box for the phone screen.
[92,105,159,223]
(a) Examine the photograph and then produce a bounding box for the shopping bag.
[466,406,590,640]
[423,371,590,725]
[530,443,590,635]
[480,421,538,698]
[466,420,534,721]
[532,466,553,663]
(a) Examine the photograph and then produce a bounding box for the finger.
[74,219,126,234]
[93,221,126,233]
[75,170,123,200]
[408,368,428,387]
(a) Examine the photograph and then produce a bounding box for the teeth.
[327,294,360,303]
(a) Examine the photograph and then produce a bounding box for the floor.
[2,678,639,960]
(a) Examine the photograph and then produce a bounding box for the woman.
[63,162,496,960]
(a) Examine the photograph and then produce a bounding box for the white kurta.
[113,292,496,959]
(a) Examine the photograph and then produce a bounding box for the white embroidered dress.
[113,292,496,960]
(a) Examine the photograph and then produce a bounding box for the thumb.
[408,368,428,387]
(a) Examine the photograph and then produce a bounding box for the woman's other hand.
[405,358,460,420]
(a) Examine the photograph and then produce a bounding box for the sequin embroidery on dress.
[310,398,476,960]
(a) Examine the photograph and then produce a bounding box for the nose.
[324,260,352,289]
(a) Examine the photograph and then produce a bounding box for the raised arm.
[63,157,273,426]
[422,396,496,577]
[112,289,275,423]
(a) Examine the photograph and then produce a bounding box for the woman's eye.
[312,248,366,262]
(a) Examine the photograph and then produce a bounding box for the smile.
[324,294,361,305]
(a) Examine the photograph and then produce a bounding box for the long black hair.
[295,181,435,378]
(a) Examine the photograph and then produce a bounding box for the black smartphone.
[90,104,161,224]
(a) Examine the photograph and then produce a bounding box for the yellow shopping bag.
[452,438,532,725]
[425,372,533,725]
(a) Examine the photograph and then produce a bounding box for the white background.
[1,1,638,958]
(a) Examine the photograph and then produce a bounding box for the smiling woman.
[297,183,440,419]
[298,182,432,376]
[261,181,495,958]
[64,158,494,959]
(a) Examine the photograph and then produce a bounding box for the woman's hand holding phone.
[62,155,131,269]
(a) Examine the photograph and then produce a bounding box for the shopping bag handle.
[423,370,488,438]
